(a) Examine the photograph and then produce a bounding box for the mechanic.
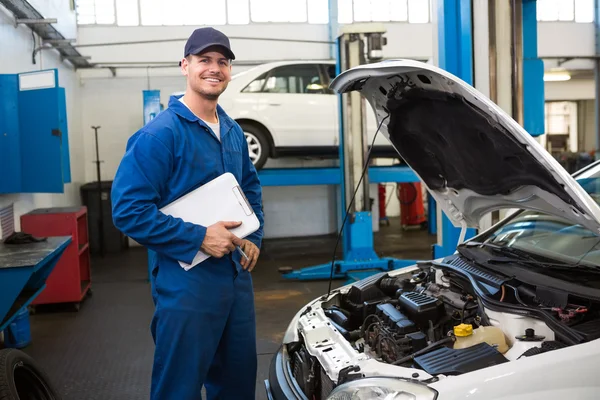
[111,27,264,400]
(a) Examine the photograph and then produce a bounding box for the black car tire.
[239,122,271,170]
[0,348,61,400]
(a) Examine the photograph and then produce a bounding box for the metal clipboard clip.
[232,185,254,216]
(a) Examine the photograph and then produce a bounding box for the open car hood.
[330,60,600,234]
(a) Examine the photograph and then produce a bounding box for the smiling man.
[111,27,264,400]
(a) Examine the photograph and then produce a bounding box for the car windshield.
[479,161,600,268]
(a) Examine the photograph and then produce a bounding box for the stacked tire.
[0,348,60,400]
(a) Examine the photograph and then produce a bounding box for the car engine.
[286,257,600,399]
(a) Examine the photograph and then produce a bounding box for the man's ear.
[180,57,189,76]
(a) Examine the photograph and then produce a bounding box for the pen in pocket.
[236,246,250,262]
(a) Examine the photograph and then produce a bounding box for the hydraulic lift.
[279,24,421,282]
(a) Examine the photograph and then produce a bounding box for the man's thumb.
[222,221,242,229]
[231,235,243,246]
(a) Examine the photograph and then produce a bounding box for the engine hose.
[392,336,455,366]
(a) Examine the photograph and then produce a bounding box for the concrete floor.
[20,217,435,400]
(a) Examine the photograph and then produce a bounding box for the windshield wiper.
[461,241,539,262]
[462,241,600,273]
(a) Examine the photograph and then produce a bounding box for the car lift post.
[280,24,419,283]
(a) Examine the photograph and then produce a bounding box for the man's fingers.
[231,235,243,246]
[221,220,242,229]
[248,246,259,272]
[249,254,258,272]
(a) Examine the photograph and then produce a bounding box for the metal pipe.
[67,36,335,49]
[595,0,600,159]
[510,0,524,126]
[16,18,57,24]
[488,0,497,104]
[91,126,105,258]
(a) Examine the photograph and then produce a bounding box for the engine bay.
[287,256,600,399]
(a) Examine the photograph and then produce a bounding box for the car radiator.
[320,366,335,399]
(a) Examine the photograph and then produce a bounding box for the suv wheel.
[240,123,270,170]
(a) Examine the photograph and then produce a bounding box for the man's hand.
[201,221,243,258]
[240,239,260,272]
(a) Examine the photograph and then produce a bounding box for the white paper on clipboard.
[159,173,260,270]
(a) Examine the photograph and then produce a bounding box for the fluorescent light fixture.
[544,72,571,82]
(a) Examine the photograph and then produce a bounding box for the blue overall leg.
[149,257,257,400]
[205,270,257,399]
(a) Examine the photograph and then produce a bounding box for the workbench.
[0,236,71,332]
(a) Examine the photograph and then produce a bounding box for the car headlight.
[326,377,437,400]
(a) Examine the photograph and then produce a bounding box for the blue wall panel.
[522,0,544,136]
[0,69,70,194]
[18,88,63,193]
[0,75,21,194]
[143,90,162,125]
[58,87,71,183]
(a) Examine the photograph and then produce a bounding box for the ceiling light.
[544,72,571,82]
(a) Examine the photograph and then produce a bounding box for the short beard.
[193,84,226,101]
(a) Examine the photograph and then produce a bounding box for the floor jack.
[279,24,420,284]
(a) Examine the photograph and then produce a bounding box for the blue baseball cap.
[183,27,236,61]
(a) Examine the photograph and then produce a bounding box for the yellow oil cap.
[454,323,473,337]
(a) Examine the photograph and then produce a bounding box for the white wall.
[80,75,186,182]
[578,100,596,152]
[28,0,77,40]
[545,79,596,101]
[0,2,84,231]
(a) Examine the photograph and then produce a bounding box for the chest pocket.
[224,148,243,182]
[223,134,244,182]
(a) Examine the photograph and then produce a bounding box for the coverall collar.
[168,94,234,136]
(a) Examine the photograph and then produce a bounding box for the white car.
[215,60,396,169]
[265,60,600,400]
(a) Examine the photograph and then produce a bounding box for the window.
[139,0,226,25]
[76,0,428,26]
[543,101,578,156]
[242,73,268,93]
[116,0,138,25]
[243,65,326,94]
[76,0,115,24]
[537,0,594,22]
[574,0,594,22]
[340,0,428,23]
[324,64,336,81]
[307,0,329,23]
[228,0,251,24]
[264,65,325,94]
[251,0,306,22]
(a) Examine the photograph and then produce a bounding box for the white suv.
[208,60,396,169]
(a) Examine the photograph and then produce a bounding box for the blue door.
[0,75,21,194]
[18,71,64,193]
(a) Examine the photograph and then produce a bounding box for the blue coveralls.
[111,94,264,400]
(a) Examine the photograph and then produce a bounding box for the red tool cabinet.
[20,206,91,309]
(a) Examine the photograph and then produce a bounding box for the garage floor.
[21,218,435,400]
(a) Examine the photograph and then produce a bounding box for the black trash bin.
[80,181,128,255]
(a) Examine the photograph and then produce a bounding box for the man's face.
[181,49,232,100]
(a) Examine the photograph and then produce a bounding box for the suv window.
[241,72,268,93]
[262,65,326,94]
[324,64,336,81]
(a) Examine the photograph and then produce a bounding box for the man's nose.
[208,62,220,73]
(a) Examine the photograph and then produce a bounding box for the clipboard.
[159,173,260,270]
